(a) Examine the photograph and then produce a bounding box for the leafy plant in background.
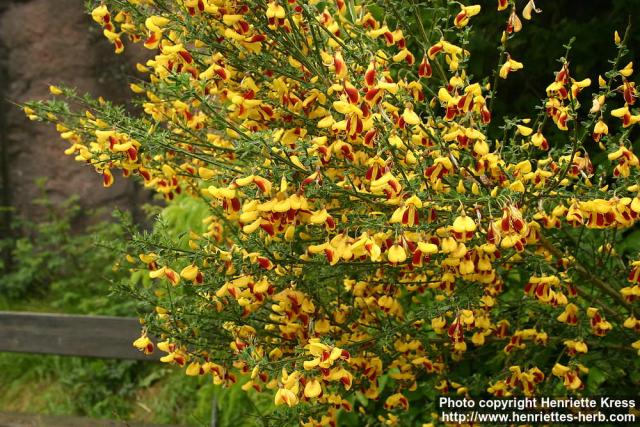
[0,180,130,313]
[0,182,146,420]
[23,0,640,426]
[0,191,264,425]
[0,187,281,425]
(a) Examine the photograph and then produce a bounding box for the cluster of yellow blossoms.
[25,0,640,424]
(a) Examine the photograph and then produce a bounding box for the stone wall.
[0,0,149,230]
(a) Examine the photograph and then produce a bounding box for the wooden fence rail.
[0,311,160,361]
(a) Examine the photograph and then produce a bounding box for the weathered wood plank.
[0,412,183,427]
[0,312,160,361]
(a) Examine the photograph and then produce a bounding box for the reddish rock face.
[0,0,150,225]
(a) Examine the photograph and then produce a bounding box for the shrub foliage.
[25,0,640,425]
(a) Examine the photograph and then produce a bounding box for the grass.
[0,296,278,427]
[0,293,215,426]
[0,350,277,426]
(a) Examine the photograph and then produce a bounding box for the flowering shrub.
[25,0,640,425]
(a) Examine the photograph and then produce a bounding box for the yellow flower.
[180,265,199,281]
[304,379,322,398]
[453,215,476,233]
[402,107,421,125]
[615,30,622,45]
[454,4,481,28]
[384,393,409,410]
[523,0,541,20]
[49,85,63,95]
[499,57,524,79]
[620,61,634,77]
[132,335,154,354]
[274,388,298,407]
[387,244,407,263]
[557,303,578,325]
[516,124,533,136]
